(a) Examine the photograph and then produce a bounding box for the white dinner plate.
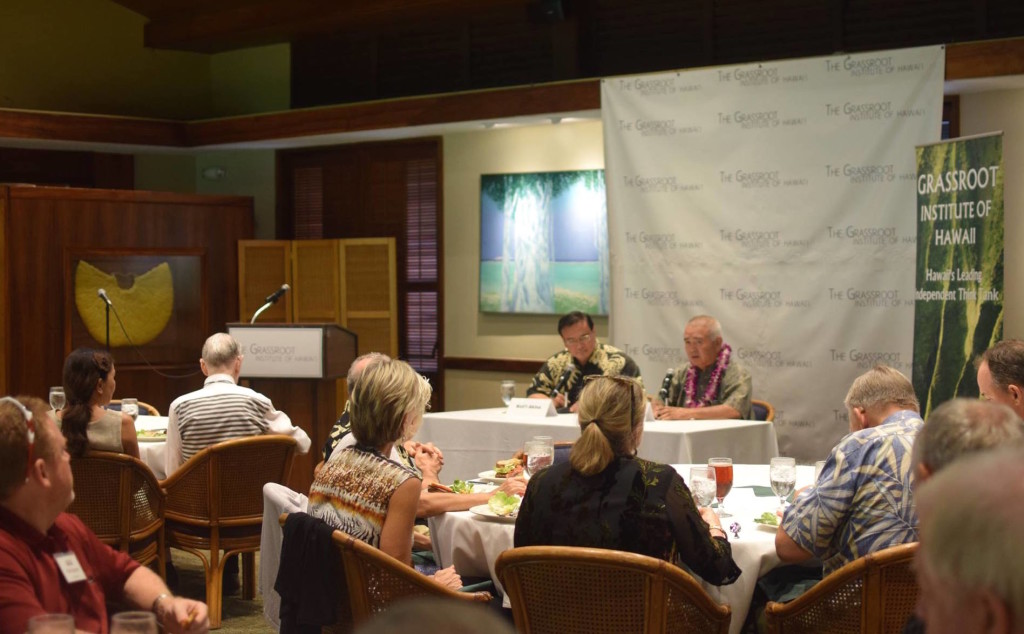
[754,521,780,532]
[476,470,507,484]
[469,504,517,522]
[470,483,497,494]
[136,433,167,443]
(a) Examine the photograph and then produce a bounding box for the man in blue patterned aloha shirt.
[776,365,922,575]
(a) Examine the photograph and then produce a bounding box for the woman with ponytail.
[513,375,740,586]
[60,348,139,459]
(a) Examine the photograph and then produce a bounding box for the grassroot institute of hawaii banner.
[913,132,1004,415]
[602,45,945,460]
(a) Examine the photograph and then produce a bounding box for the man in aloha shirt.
[776,365,923,575]
[652,315,752,420]
[527,311,642,413]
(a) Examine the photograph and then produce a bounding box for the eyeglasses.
[563,333,593,346]
[582,375,642,427]
[0,397,35,478]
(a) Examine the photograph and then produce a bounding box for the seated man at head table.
[976,339,1024,420]
[0,396,208,634]
[320,353,526,533]
[526,311,643,413]
[651,314,752,420]
[913,447,1024,634]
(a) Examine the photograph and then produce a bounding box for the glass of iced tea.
[708,457,734,516]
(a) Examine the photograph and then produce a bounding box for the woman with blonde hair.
[60,348,139,459]
[514,375,740,585]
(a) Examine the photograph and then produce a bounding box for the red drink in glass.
[708,457,734,516]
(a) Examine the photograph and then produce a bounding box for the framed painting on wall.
[480,169,608,315]
[63,249,208,366]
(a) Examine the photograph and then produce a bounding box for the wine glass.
[524,439,554,478]
[111,612,157,634]
[27,614,74,634]
[120,398,139,421]
[688,466,717,507]
[708,457,734,516]
[770,457,797,508]
[500,380,516,407]
[49,386,66,414]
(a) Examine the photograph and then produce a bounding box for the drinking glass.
[110,611,157,634]
[770,457,798,508]
[688,466,717,507]
[708,457,734,516]
[120,398,139,421]
[524,439,554,478]
[49,387,66,413]
[500,380,516,407]
[27,614,74,634]
[814,460,827,483]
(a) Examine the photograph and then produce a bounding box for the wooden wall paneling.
[291,240,340,322]
[3,186,252,413]
[0,189,8,394]
[237,240,292,323]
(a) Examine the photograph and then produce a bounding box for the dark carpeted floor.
[169,549,275,633]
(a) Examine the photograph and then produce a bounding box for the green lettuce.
[487,491,520,516]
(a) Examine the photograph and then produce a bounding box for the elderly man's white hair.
[686,315,722,340]
[917,446,1024,628]
[201,333,241,370]
[913,397,1024,475]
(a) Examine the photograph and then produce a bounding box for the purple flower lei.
[683,343,732,408]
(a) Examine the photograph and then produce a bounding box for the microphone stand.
[250,301,275,324]
[105,302,110,352]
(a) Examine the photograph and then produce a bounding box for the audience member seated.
[776,365,922,574]
[914,447,1024,634]
[0,396,208,634]
[976,339,1024,419]
[60,348,139,459]
[515,375,741,586]
[527,311,642,413]
[652,314,752,421]
[307,358,461,590]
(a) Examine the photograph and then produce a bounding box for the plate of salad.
[469,492,521,522]
[753,512,780,531]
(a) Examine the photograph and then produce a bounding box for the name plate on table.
[507,398,557,418]
[644,401,655,422]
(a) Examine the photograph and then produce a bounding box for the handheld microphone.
[265,284,290,304]
[658,368,675,402]
[550,362,576,399]
[97,288,112,306]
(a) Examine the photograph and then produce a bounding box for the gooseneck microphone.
[97,288,113,306]
[658,368,675,402]
[265,283,290,305]
[550,362,576,399]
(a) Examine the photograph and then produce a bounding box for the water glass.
[111,611,157,634]
[27,614,74,634]
[688,466,717,507]
[524,438,554,478]
[120,398,139,421]
[500,380,516,406]
[49,386,66,413]
[708,457,734,516]
[770,457,797,507]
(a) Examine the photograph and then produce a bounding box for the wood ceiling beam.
[946,38,1024,80]
[0,109,187,147]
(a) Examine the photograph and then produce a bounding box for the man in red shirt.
[0,396,208,634]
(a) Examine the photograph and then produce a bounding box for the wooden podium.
[227,323,357,493]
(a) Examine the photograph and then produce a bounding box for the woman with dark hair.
[514,375,740,586]
[60,348,139,459]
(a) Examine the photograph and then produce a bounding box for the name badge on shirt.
[54,551,87,584]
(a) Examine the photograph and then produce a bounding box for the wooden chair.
[333,529,491,625]
[496,546,731,634]
[109,399,161,416]
[764,542,919,634]
[553,441,574,465]
[68,451,166,578]
[161,435,297,628]
[751,399,776,421]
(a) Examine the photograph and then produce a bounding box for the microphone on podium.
[658,368,675,402]
[265,284,290,305]
[550,362,576,400]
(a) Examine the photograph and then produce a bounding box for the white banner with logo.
[602,46,944,460]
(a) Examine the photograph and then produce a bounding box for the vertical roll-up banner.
[913,133,1004,415]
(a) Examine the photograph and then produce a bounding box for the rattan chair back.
[109,399,161,416]
[162,434,298,627]
[496,545,731,634]
[69,450,165,576]
[751,399,776,421]
[333,530,491,624]
[764,542,919,634]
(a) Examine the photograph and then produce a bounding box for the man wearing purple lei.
[653,315,752,420]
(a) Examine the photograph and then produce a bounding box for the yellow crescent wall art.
[74,260,174,347]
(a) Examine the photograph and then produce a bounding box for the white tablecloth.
[428,463,814,634]
[418,409,779,481]
[135,415,169,480]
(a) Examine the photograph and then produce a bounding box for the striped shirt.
[165,374,311,475]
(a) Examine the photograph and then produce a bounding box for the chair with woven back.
[108,399,161,416]
[751,399,776,422]
[764,542,919,634]
[333,529,492,625]
[161,435,298,628]
[496,545,731,634]
[68,450,166,578]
